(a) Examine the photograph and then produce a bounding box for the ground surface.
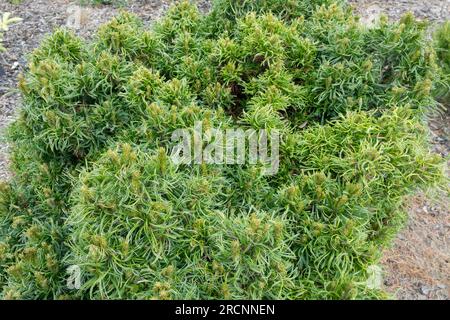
[0,0,448,300]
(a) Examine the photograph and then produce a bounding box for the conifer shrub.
[0,1,446,299]
[80,0,126,6]
[0,143,70,299]
[435,21,450,74]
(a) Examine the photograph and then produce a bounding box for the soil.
[0,0,448,300]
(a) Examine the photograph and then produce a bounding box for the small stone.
[384,279,393,287]
[419,286,431,295]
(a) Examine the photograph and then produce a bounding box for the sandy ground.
[0,0,448,300]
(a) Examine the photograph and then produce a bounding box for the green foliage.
[0,12,21,53]
[0,0,446,299]
[17,28,137,162]
[65,106,443,299]
[0,141,71,299]
[433,21,450,103]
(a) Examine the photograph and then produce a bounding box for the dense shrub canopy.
[0,0,446,299]
[433,21,450,102]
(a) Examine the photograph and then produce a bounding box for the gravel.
[0,0,449,300]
